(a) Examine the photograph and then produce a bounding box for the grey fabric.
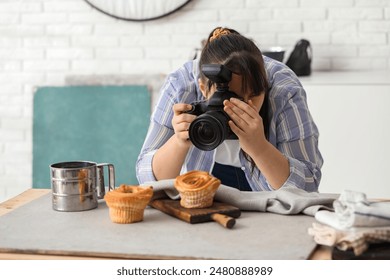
[142,179,337,216]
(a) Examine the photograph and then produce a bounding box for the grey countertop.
[0,193,317,260]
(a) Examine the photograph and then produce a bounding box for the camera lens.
[197,123,214,141]
[189,111,229,151]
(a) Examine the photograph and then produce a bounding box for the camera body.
[186,64,242,151]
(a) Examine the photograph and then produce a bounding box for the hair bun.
[209,27,231,42]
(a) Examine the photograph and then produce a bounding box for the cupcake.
[175,170,221,208]
[104,184,153,224]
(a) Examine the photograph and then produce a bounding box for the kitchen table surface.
[0,189,331,260]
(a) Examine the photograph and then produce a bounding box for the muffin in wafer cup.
[104,184,153,224]
[174,170,221,208]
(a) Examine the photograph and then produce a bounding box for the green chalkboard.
[33,85,150,189]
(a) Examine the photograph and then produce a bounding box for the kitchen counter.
[299,71,390,198]
[0,189,331,260]
[299,71,390,85]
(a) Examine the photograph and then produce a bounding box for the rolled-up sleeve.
[282,140,322,192]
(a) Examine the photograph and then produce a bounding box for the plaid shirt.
[136,57,323,192]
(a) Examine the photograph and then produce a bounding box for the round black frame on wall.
[84,0,193,22]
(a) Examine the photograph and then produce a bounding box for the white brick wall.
[0,0,390,202]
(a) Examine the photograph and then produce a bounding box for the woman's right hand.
[172,103,197,147]
[151,103,197,180]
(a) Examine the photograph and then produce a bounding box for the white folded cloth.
[308,222,390,256]
[141,179,336,216]
[315,190,390,230]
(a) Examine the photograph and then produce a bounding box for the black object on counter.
[286,39,312,76]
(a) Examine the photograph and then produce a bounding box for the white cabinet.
[300,72,390,198]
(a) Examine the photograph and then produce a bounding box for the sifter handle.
[96,163,115,199]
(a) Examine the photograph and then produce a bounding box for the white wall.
[1,0,390,202]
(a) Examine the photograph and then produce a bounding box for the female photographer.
[136,27,323,192]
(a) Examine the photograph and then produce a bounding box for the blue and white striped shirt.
[136,57,323,192]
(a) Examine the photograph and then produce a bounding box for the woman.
[136,27,323,192]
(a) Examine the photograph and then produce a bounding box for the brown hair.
[199,27,270,171]
[199,27,269,139]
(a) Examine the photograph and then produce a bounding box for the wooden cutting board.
[149,199,241,229]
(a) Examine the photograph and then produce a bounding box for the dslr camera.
[186,64,242,151]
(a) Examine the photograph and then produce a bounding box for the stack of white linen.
[308,190,390,256]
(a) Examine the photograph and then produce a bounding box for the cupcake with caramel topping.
[104,184,153,224]
[175,170,221,208]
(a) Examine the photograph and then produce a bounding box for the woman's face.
[199,73,265,112]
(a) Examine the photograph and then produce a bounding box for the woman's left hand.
[224,98,267,155]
